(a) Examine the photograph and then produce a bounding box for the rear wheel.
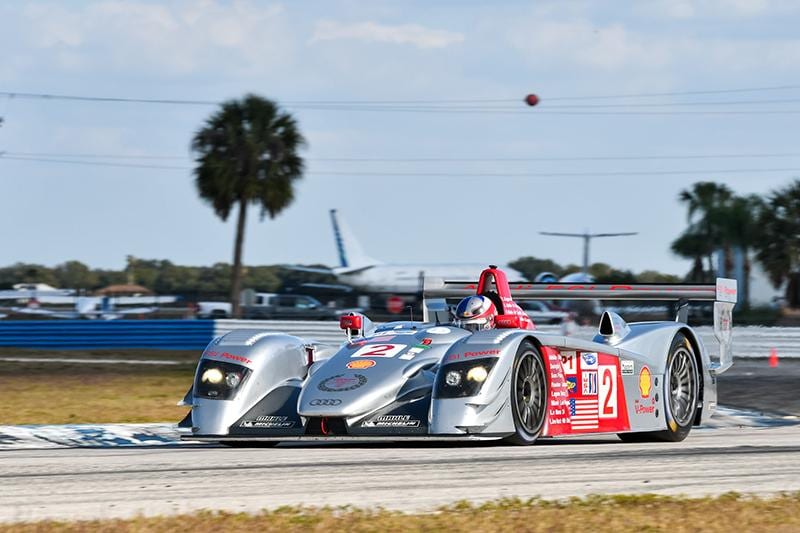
[618,332,699,443]
[504,341,547,445]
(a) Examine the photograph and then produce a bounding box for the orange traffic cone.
[769,348,779,368]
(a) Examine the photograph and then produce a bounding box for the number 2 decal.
[351,343,406,358]
[598,365,617,418]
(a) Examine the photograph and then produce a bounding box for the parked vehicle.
[517,301,569,324]
[197,293,337,320]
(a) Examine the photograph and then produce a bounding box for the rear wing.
[423,277,738,373]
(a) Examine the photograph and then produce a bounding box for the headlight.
[201,368,224,384]
[435,359,498,399]
[466,366,488,383]
[194,360,250,400]
[445,371,462,386]
[225,372,242,388]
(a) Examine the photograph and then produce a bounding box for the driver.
[453,295,498,332]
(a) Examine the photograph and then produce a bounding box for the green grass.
[0,350,196,424]
[2,493,799,532]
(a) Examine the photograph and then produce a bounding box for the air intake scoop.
[598,311,631,344]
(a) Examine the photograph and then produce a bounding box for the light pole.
[540,231,638,273]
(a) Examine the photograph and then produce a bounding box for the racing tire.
[504,341,548,445]
[221,441,279,448]
[617,332,699,443]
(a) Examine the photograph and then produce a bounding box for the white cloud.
[506,10,800,74]
[13,1,294,76]
[310,20,464,49]
[638,0,789,19]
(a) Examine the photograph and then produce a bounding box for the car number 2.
[351,344,406,358]
[598,365,617,419]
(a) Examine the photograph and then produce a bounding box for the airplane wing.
[11,307,81,319]
[111,296,180,305]
[279,264,335,275]
[111,306,158,315]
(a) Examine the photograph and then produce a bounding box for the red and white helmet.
[454,295,497,332]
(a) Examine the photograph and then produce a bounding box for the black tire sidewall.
[662,333,699,441]
[507,341,547,445]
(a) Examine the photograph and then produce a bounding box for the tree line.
[671,180,800,307]
[0,257,336,301]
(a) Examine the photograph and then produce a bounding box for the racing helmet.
[454,295,497,332]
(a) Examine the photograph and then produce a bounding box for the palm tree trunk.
[724,245,734,278]
[743,247,751,309]
[692,256,703,282]
[230,198,248,318]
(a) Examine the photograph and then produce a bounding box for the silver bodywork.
[183,316,724,442]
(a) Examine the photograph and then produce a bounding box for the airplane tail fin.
[330,209,380,271]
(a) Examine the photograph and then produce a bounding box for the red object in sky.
[524,94,540,106]
[386,295,404,314]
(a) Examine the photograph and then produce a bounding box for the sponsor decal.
[447,349,501,361]
[239,415,295,429]
[347,359,376,370]
[598,364,618,418]
[351,343,406,358]
[309,398,342,406]
[581,352,598,369]
[361,414,421,428]
[427,327,451,335]
[348,335,394,348]
[421,338,433,345]
[621,359,635,376]
[569,398,599,430]
[318,374,368,392]
[639,366,652,398]
[581,370,598,395]
[635,401,656,415]
[561,352,577,375]
[204,350,253,365]
[399,346,426,360]
[566,376,578,395]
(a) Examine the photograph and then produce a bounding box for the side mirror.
[340,313,369,341]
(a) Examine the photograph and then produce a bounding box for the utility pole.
[540,231,638,273]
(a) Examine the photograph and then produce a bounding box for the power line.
[2,84,800,107]
[5,150,800,163]
[2,154,799,178]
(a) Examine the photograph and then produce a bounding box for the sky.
[1,0,799,277]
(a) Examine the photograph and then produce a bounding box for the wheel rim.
[514,351,546,434]
[667,347,697,426]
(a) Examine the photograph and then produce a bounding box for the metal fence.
[0,318,796,357]
[0,320,216,349]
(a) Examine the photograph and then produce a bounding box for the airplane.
[8,295,173,320]
[289,209,527,294]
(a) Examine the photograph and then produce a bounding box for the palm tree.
[721,194,763,307]
[677,181,734,275]
[192,94,306,317]
[754,180,800,307]
[670,230,710,282]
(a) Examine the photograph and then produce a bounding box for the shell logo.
[347,359,376,370]
[639,366,652,398]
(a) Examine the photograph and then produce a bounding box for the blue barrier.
[0,320,216,350]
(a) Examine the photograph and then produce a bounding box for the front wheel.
[504,341,547,445]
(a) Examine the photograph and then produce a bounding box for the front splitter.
[183,434,507,442]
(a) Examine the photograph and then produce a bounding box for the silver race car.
[180,266,737,445]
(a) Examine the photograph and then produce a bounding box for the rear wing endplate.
[423,277,738,373]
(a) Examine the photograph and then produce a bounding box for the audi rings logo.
[309,399,342,406]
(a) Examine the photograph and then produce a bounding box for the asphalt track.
[1,425,799,523]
